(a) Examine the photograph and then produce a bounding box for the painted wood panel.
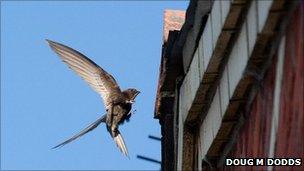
[223,53,277,171]
[274,4,304,170]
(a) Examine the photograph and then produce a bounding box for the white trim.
[268,36,285,171]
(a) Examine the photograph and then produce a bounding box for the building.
[155,0,303,170]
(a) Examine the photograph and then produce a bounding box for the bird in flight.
[47,39,140,157]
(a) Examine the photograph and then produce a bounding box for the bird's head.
[123,88,140,104]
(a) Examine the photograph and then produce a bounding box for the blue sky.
[1,1,188,170]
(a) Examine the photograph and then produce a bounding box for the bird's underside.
[107,104,131,157]
[47,39,140,157]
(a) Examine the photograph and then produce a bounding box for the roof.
[163,10,185,42]
[154,10,185,119]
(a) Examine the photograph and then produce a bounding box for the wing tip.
[45,39,58,49]
[45,39,53,44]
[46,39,61,48]
[51,144,61,150]
[51,141,68,149]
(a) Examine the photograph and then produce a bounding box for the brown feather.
[46,39,121,110]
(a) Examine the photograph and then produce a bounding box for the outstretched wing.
[113,130,129,157]
[47,39,121,110]
[52,114,107,149]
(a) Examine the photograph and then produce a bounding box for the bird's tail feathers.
[113,130,129,158]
